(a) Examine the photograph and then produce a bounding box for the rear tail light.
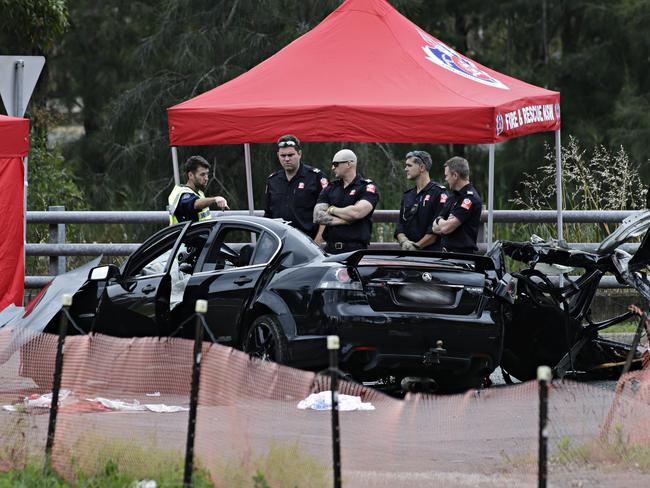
[316,267,363,290]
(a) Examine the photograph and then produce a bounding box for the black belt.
[443,247,477,254]
[327,241,368,251]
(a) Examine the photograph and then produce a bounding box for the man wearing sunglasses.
[313,149,379,254]
[395,150,447,251]
[264,134,329,238]
[431,156,483,253]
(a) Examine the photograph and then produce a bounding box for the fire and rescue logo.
[495,113,504,136]
[417,29,509,90]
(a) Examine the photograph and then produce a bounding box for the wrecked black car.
[7,212,648,393]
[490,211,650,382]
[13,216,512,392]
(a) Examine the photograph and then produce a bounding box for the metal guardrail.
[24,208,642,289]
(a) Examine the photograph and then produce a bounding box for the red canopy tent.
[0,114,29,307]
[167,0,563,244]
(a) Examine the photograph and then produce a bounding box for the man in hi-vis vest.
[168,155,229,225]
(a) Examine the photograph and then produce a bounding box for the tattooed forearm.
[313,203,333,224]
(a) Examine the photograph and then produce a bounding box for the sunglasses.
[331,160,352,168]
[406,151,428,167]
[278,140,298,148]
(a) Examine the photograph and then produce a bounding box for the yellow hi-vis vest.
[168,185,212,225]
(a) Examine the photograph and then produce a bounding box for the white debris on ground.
[25,389,73,408]
[297,391,375,411]
[1,391,188,413]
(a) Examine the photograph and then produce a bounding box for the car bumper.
[288,300,502,379]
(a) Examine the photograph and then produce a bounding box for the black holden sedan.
[46,216,509,392]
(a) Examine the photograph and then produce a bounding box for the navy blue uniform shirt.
[395,181,447,251]
[264,163,328,238]
[439,183,483,253]
[317,174,379,244]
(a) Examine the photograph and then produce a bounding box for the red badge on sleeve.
[440,194,448,203]
[298,182,305,189]
[424,195,431,203]
[460,198,473,210]
[320,177,328,189]
[366,184,376,194]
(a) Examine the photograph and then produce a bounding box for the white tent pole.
[555,129,563,242]
[487,144,495,248]
[171,146,180,186]
[244,143,255,215]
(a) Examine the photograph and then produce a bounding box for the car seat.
[238,244,254,267]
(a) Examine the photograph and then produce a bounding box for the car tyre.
[243,314,289,363]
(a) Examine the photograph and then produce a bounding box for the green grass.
[1,437,329,488]
[0,461,213,488]
[551,426,650,473]
[601,321,641,333]
[215,441,330,488]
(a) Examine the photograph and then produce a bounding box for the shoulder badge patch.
[365,184,377,194]
[440,193,448,203]
[461,198,473,210]
[320,177,329,189]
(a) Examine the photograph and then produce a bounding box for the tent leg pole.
[555,129,563,242]
[487,144,495,249]
[171,147,180,186]
[23,155,28,306]
[244,144,255,216]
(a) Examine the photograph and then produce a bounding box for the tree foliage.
[0,0,68,53]
[7,0,650,222]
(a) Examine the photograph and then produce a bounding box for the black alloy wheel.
[243,314,289,363]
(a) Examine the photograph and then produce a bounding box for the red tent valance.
[168,0,560,146]
[0,115,29,157]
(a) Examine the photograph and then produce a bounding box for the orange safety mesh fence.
[1,324,650,487]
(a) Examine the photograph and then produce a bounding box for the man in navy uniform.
[431,156,483,253]
[313,149,379,254]
[395,150,447,251]
[264,134,329,238]
[168,156,229,225]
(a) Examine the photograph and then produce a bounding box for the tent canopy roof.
[0,115,29,158]
[168,0,560,146]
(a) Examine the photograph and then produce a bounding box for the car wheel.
[243,314,289,363]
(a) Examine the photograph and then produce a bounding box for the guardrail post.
[44,293,72,473]
[328,335,342,488]
[48,206,66,275]
[184,300,207,487]
[537,365,552,488]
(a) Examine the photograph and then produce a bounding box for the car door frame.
[94,222,192,335]
[184,220,283,344]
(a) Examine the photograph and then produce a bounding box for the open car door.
[93,223,195,337]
